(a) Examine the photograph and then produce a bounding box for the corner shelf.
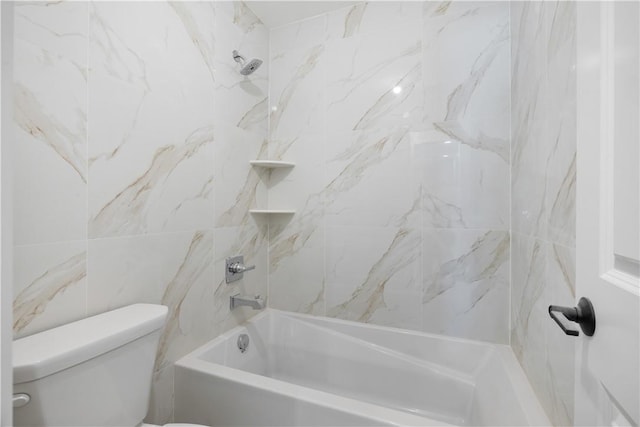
[250,160,296,217]
[250,160,296,169]
[249,209,296,215]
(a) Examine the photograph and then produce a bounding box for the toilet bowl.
[13,304,206,427]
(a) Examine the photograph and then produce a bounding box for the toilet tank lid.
[13,304,168,384]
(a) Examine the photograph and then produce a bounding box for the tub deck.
[175,310,550,426]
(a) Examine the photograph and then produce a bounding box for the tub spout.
[230,294,265,311]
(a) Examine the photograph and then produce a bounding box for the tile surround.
[88,1,216,239]
[268,1,511,344]
[325,226,422,330]
[13,241,87,339]
[422,229,510,343]
[12,1,578,426]
[13,2,88,246]
[13,2,268,424]
[510,2,577,425]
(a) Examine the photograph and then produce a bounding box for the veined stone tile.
[326,29,423,132]
[269,43,326,140]
[88,1,215,238]
[211,224,269,335]
[13,1,88,245]
[325,226,422,330]
[214,126,268,228]
[269,223,325,316]
[423,228,510,344]
[415,132,509,230]
[326,2,421,41]
[214,2,269,134]
[324,128,421,229]
[13,241,87,339]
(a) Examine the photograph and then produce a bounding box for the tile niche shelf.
[249,209,296,215]
[249,160,296,216]
[249,160,296,169]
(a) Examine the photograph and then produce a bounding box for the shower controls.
[226,255,255,283]
[548,297,596,337]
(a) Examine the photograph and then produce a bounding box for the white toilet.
[13,304,206,427]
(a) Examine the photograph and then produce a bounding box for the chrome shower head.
[232,50,263,75]
[240,58,263,75]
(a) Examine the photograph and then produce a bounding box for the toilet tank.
[13,304,168,427]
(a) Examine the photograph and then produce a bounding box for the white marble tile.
[423,1,510,147]
[13,1,88,245]
[545,1,577,248]
[510,1,550,239]
[269,223,325,315]
[324,128,421,228]
[13,241,87,339]
[214,125,268,228]
[510,4,578,424]
[147,365,174,425]
[415,131,509,230]
[326,2,421,41]
[422,229,509,343]
[326,29,422,131]
[88,1,215,238]
[168,1,217,84]
[214,2,269,134]
[155,233,216,370]
[265,137,325,314]
[87,232,214,357]
[421,1,510,231]
[268,133,324,213]
[271,14,327,57]
[511,236,575,427]
[269,43,326,140]
[510,232,550,409]
[545,243,575,427]
[218,2,264,38]
[510,232,545,351]
[211,224,269,335]
[325,226,422,330]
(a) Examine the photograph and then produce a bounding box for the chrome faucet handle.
[228,262,255,274]
[225,255,255,283]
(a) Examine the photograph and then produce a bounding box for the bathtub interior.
[283,312,496,376]
[190,310,539,426]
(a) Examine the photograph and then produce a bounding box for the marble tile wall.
[12,2,268,424]
[12,1,577,425]
[267,1,512,344]
[510,2,577,426]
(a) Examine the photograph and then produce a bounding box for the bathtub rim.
[175,309,550,427]
[177,357,453,426]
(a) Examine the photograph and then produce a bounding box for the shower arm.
[232,50,246,65]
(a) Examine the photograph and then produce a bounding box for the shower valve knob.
[229,262,255,274]
[225,255,255,283]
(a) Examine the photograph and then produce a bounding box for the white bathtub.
[174,310,550,426]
